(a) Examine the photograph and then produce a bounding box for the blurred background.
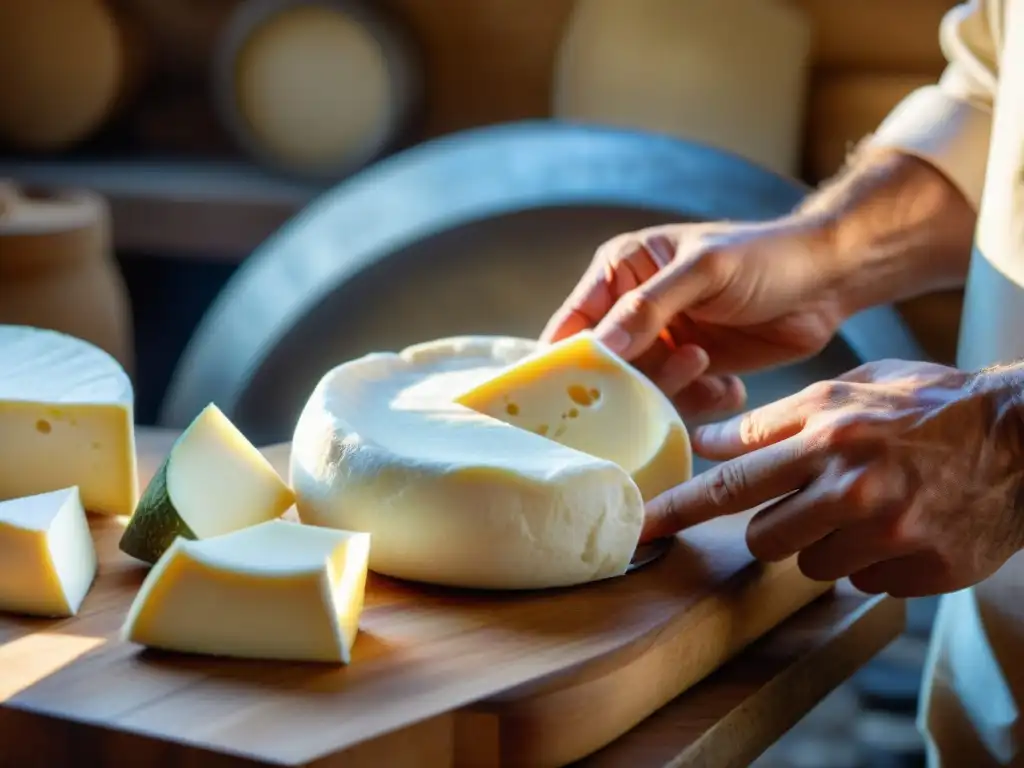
[0,1,959,765]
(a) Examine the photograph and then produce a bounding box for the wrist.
[798,149,977,318]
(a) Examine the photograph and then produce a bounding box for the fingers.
[849,551,954,598]
[648,344,709,395]
[540,231,669,344]
[671,376,747,419]
[797,516,918,582]
[691,379,860,461]
[747,460,906,562]
[640,435,817,541]
[593,250,722,360]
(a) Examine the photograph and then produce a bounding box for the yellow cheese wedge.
[119,403,296,565]
[0,487,97,618]
[0,325,138,516]
[454,333,692,500]
[122,520,370,664]
[290,336,653,590]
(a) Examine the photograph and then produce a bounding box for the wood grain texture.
[0,429,833,767]
[580,582,904,768]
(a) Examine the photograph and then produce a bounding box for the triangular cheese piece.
[0,487,98,618]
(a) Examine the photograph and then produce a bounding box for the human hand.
[642,359,1024,598]
[541,217,847,420]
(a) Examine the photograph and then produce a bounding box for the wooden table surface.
[0,429,905,767]
[136,429,907,766]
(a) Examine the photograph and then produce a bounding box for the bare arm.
[794,0,999,316]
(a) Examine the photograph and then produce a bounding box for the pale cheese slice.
[119,403,295,565]
[0,487,98,618]
[454,332,692,500]
[122,520,369,664]
[290,336,647,590]
[0,325,138,516]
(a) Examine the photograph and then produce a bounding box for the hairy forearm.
[796,146,978,317]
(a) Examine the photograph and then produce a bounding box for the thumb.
[592,251,720,360]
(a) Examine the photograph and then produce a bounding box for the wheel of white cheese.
[290,334,692,590]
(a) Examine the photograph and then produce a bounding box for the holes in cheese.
[290,336,646,591]
[0,325,138,516]
[119,404,295,565]
[454,333,692,501]
[0,487,97,618]
[122,520,369,664]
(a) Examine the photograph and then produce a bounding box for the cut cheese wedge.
[290,336,676,590]
[454,332,692,500]
[0,487,97,618]
[0,325,138,516]
[119,403,295,565]
[122,520,370,664]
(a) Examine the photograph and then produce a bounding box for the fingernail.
[693,422,724,446]
[597,326,631,355]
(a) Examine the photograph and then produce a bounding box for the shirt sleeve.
[866,0,1001,210]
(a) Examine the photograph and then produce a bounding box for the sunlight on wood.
[0,631,106,701]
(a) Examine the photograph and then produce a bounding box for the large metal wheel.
[159,121,925,449]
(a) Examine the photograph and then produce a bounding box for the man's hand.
[540,218,847,420]
[540,151,976,424]
[643,360,1024,598]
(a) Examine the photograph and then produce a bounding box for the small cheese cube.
[122,520,370,664]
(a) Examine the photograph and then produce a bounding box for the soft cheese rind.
[0,325,138,516]
[0,487,98,618]
[290,336,646,590]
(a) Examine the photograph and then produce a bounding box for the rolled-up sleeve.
[867,0,1000,210]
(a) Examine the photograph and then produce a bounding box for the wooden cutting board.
[0,430,832,767]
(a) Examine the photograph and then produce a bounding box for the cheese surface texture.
[454,333,691,500]
[123,520,369,664]
[0,487,97,617]
[120,403,295,565]
[0,325,138,516]
[290,335,679,590]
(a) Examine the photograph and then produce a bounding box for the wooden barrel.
[0,182,134,373]
[213,0,421,179]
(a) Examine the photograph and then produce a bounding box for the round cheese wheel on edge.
[290,335,691,591]
[214,0,420,179]
[0,0,137,151]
